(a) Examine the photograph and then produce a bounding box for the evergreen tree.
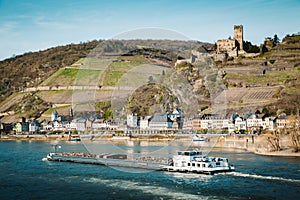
[272,34,280,46]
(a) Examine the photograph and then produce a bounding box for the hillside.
[0,35,299,122]
[0,40,100,102]
[0,40,211,121]
[222,34,300,115]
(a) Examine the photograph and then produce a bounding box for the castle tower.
[234,25,243,50]
[51,109,59,121]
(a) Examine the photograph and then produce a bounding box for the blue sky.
[0,0,299,60]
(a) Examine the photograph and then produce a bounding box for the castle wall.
[217,39,235,53]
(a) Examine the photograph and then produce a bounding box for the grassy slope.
[225,67,299,85]
[100,55,150,86]
[40,68,102,86]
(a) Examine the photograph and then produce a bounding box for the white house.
[41,121,53,131]
[70,118,86,132]
[235,117,247,130]
[140,116,151,130]
[200,119,212,129]
[262,117,275,130]
[92,119,107,130]
[127,114,138,128]
[200,114,228,130]
[53,121,64,131]
[275,113,289,129]
[246,114,263,129]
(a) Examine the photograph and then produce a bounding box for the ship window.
[197,164,200,167]
[192,163,195,167]
[202,164,206,168]
[185,152,189,156]
[188,163,190,166]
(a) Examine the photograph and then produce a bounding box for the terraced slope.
[223,34,300,114]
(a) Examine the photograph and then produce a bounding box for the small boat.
[163,151,235,175]
[42,152,56,161]
[193,135,205,142]
[68,137,81,141]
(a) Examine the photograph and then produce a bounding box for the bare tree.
[288,115,300,152]
[267,129,281,151]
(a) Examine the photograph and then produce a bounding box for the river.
[0,140,299,199]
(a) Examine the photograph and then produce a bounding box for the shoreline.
[1,134,300,157]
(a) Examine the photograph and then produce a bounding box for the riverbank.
[0,134,74,141]
[209,134,300,157]
[0,133,184,141]
[1,133,300,157]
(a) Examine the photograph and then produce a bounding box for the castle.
[217,25,244,56]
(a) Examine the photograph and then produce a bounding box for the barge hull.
[48,155,164,171]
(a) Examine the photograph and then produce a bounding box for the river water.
[0,140,299,199]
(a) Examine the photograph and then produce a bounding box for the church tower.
[234,25,243,50]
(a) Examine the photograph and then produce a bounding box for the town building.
[28,120,40,133]
[168,108,184,129]
[275,113,289,129]
[149,114,172,130]
[127,113,138,128]
[139,116,151,130]
[70,118,86,132]
[246,114,263,129]
[234,116,247,130]
[192,118,201,131]
[200,114,228,130]
[91,119,107,130]
[182,118,193,130]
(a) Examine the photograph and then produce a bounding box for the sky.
[0,0,299,60]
